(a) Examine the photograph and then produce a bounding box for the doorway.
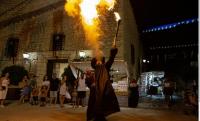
[47,59,68,79]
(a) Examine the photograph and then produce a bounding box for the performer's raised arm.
[91,58,97,69]
[105,47,118,70]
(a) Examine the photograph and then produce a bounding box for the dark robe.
[128,85,139,108]
[86,48,120,121]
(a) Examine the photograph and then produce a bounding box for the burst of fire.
[65,0,116,61]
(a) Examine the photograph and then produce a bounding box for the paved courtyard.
[0,101,197,121]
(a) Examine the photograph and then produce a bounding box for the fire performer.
[86,45,120,121]
[65,1,121,120]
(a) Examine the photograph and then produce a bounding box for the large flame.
[65,0,116,61]
[80,0,100,25]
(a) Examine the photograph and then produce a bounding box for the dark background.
[130,0,198,82]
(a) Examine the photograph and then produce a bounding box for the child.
[30,87,39,105]
[39,85,48,107]
[71,85,78,108]
[77,73,87,107]
[19,76,30,104]
[59,76,67,108]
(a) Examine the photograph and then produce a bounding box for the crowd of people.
[0,72,87,108]
[0,46,197,120]
[0,46,120,121]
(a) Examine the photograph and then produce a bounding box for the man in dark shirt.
[50,73,60,105]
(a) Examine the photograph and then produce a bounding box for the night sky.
[130,0,198,31]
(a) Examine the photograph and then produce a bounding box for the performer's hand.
[110,47,118,55]
[91,58,97,69]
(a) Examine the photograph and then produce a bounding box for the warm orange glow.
[101,0,116,10]
[65,0,81,17]
[65,0,116,60]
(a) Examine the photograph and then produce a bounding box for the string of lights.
[142,18,198,33]
[149,43,197,50]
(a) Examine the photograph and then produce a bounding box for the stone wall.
[122,0,142,80]
[0,0,141,85]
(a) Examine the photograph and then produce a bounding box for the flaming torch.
[113,12,121,48]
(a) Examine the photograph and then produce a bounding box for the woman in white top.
[77,73,87,107]
[59,75,67,108]
[0,73,10,107]
[42,75,50,90]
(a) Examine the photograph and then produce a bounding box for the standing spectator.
[128,79,139,108]
[42,75,50,90]
[77,72,87,107]
[50,73,60,105]
[19,75,30,104]
[29,74,37,104]
[59,75,67,108]
[31,87,39,105]
[163,77,174,107]
[39,85,48,107]
[42,75,50,103]
[0,73,10,108]
[29,74,37,90]
[71,82,78,108]
[183,83,198,115]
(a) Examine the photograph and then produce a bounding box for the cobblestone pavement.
[0,101,197,121]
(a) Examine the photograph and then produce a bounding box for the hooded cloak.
[86,48,120,121]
